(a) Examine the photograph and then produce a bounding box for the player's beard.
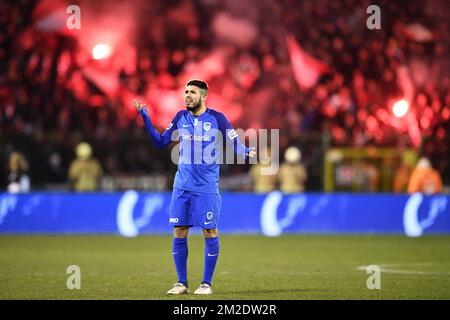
[185,99,202,112]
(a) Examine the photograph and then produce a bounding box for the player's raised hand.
[246,147,256,158]
[133,98,146,111]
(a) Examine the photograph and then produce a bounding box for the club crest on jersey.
[203,122,211,131]
[166,123,173,130]
[206,212,213,220]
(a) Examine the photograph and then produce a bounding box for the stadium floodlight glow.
[392,99,409,118]
[92,44,112,60]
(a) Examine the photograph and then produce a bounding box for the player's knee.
[203,228,218,238]
[173,226,189,238]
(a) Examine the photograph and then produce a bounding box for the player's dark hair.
[186,79,209,92]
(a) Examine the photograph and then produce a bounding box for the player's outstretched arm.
[134,99,173,149]
[214,111,256,160]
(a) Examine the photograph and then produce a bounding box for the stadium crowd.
[1,0,448,191]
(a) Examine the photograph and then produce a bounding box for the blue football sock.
[203,237,220,286]
[172,237,188,286]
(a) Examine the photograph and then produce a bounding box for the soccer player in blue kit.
[134,80,256,295]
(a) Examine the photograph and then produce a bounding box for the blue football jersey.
[139,107,249,193]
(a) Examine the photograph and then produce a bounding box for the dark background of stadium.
[0,0,448,191]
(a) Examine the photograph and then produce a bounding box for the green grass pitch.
[1,235,450,299]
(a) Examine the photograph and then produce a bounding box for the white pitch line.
[357,264,450,276]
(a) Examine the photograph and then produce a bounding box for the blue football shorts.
[169,188,222,229]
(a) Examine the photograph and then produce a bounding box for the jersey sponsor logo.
[166,123,173,130]
[227,129,238,140]
[182,124,191,128]
[207,211,213,220]
[203,122,211,131]
[181,134,211,142]
[169,218,179,223]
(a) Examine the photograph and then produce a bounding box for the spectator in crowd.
[407,157,443,194]
[393,161,411,193]
[7,151,30,193]
[393,154,415,193]
[278,146,307,193]
[68,142,103,191]
[250,148,278,193]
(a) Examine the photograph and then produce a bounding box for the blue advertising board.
[0,192,449,237]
